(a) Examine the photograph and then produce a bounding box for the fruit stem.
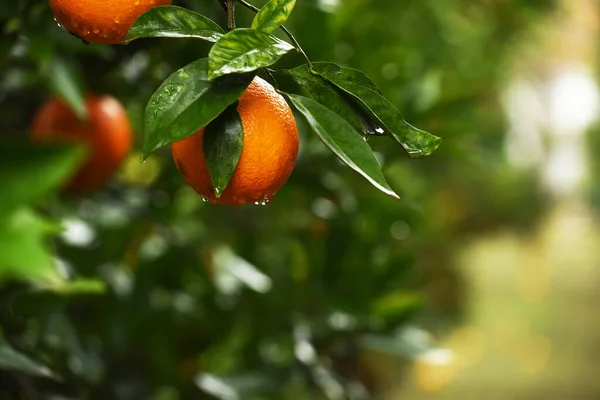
[235,0,313,68]
[227,0,236,31]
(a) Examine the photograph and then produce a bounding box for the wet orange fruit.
[31,95,133,194]
[49,0,172,44]
[172,77,299,206]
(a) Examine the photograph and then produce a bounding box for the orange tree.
[0,0,554,398]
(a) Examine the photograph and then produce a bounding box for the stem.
[263,68,280,89]
[227,0,236,31]
[236,0,313,67]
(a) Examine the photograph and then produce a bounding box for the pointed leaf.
[312,62,442,157]
[310,62,383,95]
[143,58,253,157]
[287,94,399,199]
[252,0,296,33]
[208,28,294,80]
[203,104,244,197]
[125,6,224,43]
[46,56,87,121]
[286,65,381,136]
[0,208,62,284]
[0,341,60,380]
[0,140,85,216]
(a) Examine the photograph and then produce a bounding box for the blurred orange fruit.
[172,77,299,206]
[31,95,133,194]
[49,0,172,44]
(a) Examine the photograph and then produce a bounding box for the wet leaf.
[143,58,253,158]
[125,6,224,43]
[252,0,296,33]
[312,62,442,157]
[0,140,85,216]
[203,104,244,197]
[46,56,87,121]
[286,65,381,136]
[0,341,61,380]
[287,94,399,199]
[208,29,294,80]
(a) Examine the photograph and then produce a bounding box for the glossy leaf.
[143,58,253,158]
[0,341,60,380]
[287,65,381,136]
[0,208,62,284]
[208,29,294,80]
[0,140,85,216]
[46,56,87,121]
[288,94,399,199]
[310,62,382,95]
[203,104,244,197]
[125,6,224,44]
[312,62,442,157]
[252,0,296,33]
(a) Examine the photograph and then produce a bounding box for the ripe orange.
[31,95,133,194]
[172,77,299,206]
[49,0,172,44]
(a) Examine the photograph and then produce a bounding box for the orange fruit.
[49,0,172,44]
[31,95,133,194]
[172,77,299,206]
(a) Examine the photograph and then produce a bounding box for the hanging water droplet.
[363,135,370,142]
[375,127,385,135]
[200,196,209,203]
[53,17,63,29]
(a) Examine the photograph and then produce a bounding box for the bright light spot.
[295,340,317,365]
[318,0,340,13]
[195,373,238,400]
[61,219,95,247]
[312,198,337,219]
[543,142,586,196]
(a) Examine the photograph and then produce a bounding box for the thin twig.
[227,0,236,31]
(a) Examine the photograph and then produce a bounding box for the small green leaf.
[0,140,85,216]
[143,58,253,158]
[286,65,381,136]
[208,29,294,80]
[0,208,62,285]
[46,56,87,121]
[125,5,224,44]
[0,341,61,380]
[203,104,244,197]
[287,94,399,199]
[252,0,296,33]
[312,62,442,157]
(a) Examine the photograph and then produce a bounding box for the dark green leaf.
[312,62,442,157]
[46,56,87,121]
[287,94,399,199]
[0,341,61,380]
[125,6,224,44]
[310,62,382,95]
[0,208,62,284]
[0,140,85,216]
[203,104,244,197]
[143,58,253,158]
[286,65,380,136]
[252,0,296,33]
[208,29,294,80]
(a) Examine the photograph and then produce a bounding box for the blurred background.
[2,0,600,398]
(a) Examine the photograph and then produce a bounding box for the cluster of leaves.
[128,1,440,198]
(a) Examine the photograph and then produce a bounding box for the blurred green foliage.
[0,0,555,398]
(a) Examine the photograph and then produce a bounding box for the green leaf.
[252,0,296,33]
[143,58,253,158]
[208,29,294,80]
[0,208,62,285]
[203,104,244,197]
[287,94,399,199]
[0,140,85,216]
[46,56,87,121]
[286,65,381,136]
[312,62,442,157]
[0,341,60,380]
[125,5,224,44]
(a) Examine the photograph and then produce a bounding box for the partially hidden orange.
[49,0,172,44]
[31,95,133,194]
[172,77,299,206]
